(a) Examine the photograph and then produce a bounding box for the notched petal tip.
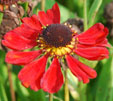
[2,31,37,50]
[77,23,109,46]
[90,70,97,79]
[22,82,29,88]
[95,23,104,30]
[66,55,97,84]
[38,3,60,26]
[41,58,64,93]
[74,47,109,61]
[18,55,48,91]
[21,15,42,31]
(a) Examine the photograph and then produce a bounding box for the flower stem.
[49,93,53,101]
[64,68,69,101]
[41,0,45,11]
[7,64,16,101]
[83,0,88,31]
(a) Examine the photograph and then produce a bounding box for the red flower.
[2,3,109,93]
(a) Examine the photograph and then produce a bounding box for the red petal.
[66,55,97,83]
[47,3,60,24]
[18,55,48,91]
[2,31,37,50]
[6,50,42,65]
[22,15,42,30]
[74,47,109,60]
[41,58,63,93]
[97,39,110,47]
[13,24,39,40]
[77,38,110,48]
[38,3,60,26]
[77,23,109,45]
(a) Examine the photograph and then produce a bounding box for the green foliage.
[0,83,8,101]
[0,13,3,25]
[88,0,103,27]
[0,0,113,101]
[86,49,113,101]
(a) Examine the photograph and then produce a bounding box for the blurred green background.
[0,0,113,101]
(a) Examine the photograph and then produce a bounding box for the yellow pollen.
[64,47,71,53]
[69,25,72,28]
[46,48,51,52]
[57,48,62,56]
[71,41,75,45]
[60,47,67,55]
[64,23,68,26]
[66,44,74,49]
[37,37,77,57]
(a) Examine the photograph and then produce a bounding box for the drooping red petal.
[18,55,48,91]
[74,47,109,60]
[2,31,37,50]
[41,58,63,93]
[13,24,39,40]
[66,55,97,83]
[22,15,42,31]
[76,23,109,45]
[6,50,42,65]
[96,39,110,47]
[38,3,60,26]
[77,38,110,48]
[77,23,104,37]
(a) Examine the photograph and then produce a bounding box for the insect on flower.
[2,3,109,93]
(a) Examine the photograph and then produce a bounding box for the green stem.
[64,68,69,101]
[7,64,16,101]
[49,93,53,101]
[83,0,88,31]
[41,0,45,11]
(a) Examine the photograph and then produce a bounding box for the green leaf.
[45,0,55,10]
[20,2,29,16]
[86,61,103,101]
[0,12,3,25]
[0,50,8,84]
[33,0,55,14]
[0,50,5,64]
[79,57,98,68]
[59,4,75,23]
[15,77,30,101]
[95,49,113,101]
[88,0,103,27]
[0,83,8,101]
[67,70,79,100]
[28,89,46,101]
[86,48,113,101]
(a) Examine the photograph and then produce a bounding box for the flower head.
[2,3,109,93]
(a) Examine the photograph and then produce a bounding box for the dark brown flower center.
[42,24,73,47]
